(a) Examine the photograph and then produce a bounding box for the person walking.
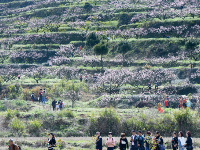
[48,133,56,150]
[39,89,43,103]
[105,132,115,150]
[165,97,169,108]
[145,131,152,150]
[155,82,158,90]
[9,139,19,150]
[178,131,185,150]
[59,100,63,110]
[85,75,88,83]
[130,130,138,150]
[171,132,178,150]
[183,131,193,150]
[96,131,102,150]
[183,98,187,109]
[138,131,145,150]
[42,90,46,104]
[148,82,151,92]
[80,74,82,82]
[52,99,57,111]
[119,133,129,150]
[155,131,164,150]
[179,97,183,109]
[157,102,162,113]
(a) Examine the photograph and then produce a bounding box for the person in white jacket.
[178,131,185,150]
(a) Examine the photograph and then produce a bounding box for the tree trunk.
[101,54,103,69]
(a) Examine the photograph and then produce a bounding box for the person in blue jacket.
[96,131,102,150]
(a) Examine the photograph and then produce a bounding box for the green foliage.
[83,2,93,12]
[9,117,24,132]
[185,38,200,61]
[5,109,18,120]
[93,41,108,56]
[6,84,23,100]
[63,109,74,118]
[118,13,132,27]
[29,119,42,133]
[89,107,121,136]
[86,32,100,47]
[117,41,131,55]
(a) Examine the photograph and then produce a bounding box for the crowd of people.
[96,130,193,150]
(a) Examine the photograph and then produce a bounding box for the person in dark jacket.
[96,131,102,150]
[183,131,193,150]
[171,132,178,150]
[119,133,129,150]
[138,130,145,150]
[52,99,57,111]
[130,130,138,150]
[48,133,56,150]
[31,92,36,101]
[155,131,164,150]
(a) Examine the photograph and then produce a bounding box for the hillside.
[1,0,200,149]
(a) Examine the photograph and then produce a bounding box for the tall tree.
[185,38,199,69]
[86,32,100,48]
[117,41,131,66]
[93,41,108,69]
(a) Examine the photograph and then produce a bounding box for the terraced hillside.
[1,0,200,147]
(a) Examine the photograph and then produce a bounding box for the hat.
[147,131,151,135]
[132,130,135,132]
[49,133,54,135]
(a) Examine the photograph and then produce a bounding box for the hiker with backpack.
[119,133,129,150]
[9,139,21,150]
[48,133,56,150]
[105,132,116,150]
[130,130,138,150]
[52,99,57,111]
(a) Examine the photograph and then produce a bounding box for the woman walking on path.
[119,133,129,150]
[155,131,164,150]
[183,131,193,150]
[48,133,56,150]
[171,132,178,150]
[145,131,152,150]
[42,90,46,104]
[178,131,185,150]
[105,132,115,150]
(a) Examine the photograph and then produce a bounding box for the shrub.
[5,109,18,120]
[29,119,42,133]
[63,109,74,118]
[88,107,121,136]
[86,32,100,48]
[9,117,24,132]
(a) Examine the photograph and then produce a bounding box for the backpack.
[59,101,63,108]
[13,144,21,150]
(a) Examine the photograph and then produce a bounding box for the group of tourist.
[51,99,65,111]
[96,130,193,150]
[30,88,49,104]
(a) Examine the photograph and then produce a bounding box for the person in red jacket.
[178,97,183,109]
[165,97,169,108]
